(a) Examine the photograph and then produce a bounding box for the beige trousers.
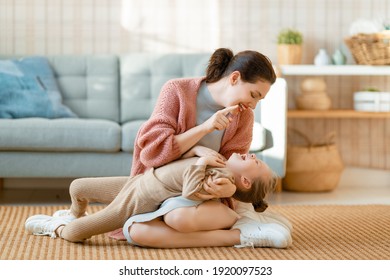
[61,176,129,242]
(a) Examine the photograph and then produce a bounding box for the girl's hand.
[196,177,236,199]
[187,146,226,160]
[202,105,240,133]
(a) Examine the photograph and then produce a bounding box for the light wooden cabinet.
[279,65,390,170]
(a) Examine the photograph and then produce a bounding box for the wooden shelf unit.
[288,110,390,119]
[281,65,390,119]
[281,65,390,170]
[279,64,390,76]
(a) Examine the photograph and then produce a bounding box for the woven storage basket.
[344,31,390,65]
[295,93,332,110]
[283,129,344,192]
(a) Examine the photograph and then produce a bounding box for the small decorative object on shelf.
[277,28,303,65]
[332,49,347,65]
[384,18,390,30]
[314,49,330,66]
[295,78,332,110]
[354,88,390,112]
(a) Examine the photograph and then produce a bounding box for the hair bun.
[253,201,268,213]
[205,48,234,83]
[212,48,233,70]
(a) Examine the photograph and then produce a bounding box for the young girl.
[25,147,291,248]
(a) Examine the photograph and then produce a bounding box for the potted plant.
[277,28,303,65]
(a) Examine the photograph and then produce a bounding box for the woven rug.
[1,204,389,260]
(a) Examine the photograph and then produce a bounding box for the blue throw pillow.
[0,56,77,119]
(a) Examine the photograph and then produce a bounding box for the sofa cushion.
[120,53,210,123]
[0,118,121,152]
[0,56,77,119]
[48,55,120,122]
[121,120,146,152]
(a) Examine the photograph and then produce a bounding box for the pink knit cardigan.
[130,77,254,176]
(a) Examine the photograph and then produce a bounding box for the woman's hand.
[175,104,244,156]
[196,155,225,168]
[201,105,240,133]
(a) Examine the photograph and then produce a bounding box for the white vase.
[314,49,330,66]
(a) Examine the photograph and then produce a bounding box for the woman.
[120,48,287,248]
[49,48,290,248]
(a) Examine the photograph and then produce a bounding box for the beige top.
[119,157,235,217]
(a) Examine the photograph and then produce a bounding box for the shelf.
[279,65,390,76]
[288,110,390,119]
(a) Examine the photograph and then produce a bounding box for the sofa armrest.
[252,78,287,178]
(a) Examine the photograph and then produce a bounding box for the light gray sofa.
[0,54,287,179]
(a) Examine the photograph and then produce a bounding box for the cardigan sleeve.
[135,82,182,169]
[131,79,198,175]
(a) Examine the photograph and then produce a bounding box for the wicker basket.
[344,31,390,65]
[283,129,344,192]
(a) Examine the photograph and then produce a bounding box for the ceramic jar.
[314,49,330,66]
[332,49,347,65]
[296,78,332,110]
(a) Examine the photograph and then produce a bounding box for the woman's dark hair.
[232,169,278,213]
[205,48,276,85]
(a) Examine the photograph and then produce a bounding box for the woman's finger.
[221,105,240,116]
[214,118,229,130]
[215,159,226,167]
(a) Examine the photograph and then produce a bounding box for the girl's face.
[226,153,271,188]
[225,71,271,110]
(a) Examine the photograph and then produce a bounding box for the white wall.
[1,0,389,60]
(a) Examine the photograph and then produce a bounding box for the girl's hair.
[205,48,276,85]
[232,169,278,212]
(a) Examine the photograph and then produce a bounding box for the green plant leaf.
[278,28,303,44]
